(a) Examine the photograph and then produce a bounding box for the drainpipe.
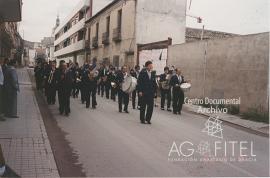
[202,41,208,98]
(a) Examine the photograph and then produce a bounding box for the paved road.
[46,92,269,177]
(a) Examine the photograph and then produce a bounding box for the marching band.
[34,60,191,123]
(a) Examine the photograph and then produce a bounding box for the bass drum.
[122,76,137,94]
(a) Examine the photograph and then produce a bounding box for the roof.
[186,27,239,42]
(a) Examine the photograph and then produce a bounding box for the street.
[40,79,269,177]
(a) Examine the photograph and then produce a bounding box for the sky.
[19,0,269,42]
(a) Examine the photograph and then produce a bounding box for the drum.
[180,83,191,92]
[122,76,137,93]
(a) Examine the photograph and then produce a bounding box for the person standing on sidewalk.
[3,60,19,118]
[0,63,5,121]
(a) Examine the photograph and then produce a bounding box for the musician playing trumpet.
[169,68,190,115]
[159,67,172,112]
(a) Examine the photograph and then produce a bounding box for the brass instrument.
[48,70,54,84]
[160,74,171,90]
[111,82,117,88]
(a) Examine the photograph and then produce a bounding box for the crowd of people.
[34,59,189,124]
[0,58,19,121]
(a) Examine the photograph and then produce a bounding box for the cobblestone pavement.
[0,68,59,178]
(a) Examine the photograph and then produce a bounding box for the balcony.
[113,28,121,42]
[54,18,85,46]
[102,32,110,46]
[92,36,98,48]
[54,40,85,57]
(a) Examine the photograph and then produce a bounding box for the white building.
[53,0,91,66]
[53,0,113,66]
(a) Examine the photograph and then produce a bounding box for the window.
[88,27,91,41]
[96,22,99,38]
[113,56,120,68]
[117,9,122,30]
[106,16,110,34]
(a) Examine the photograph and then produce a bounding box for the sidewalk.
[183,104,269,135]
[0,68,59,177]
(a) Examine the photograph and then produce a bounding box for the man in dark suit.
[170,68,187,115]
[85,71,98,109]
[159,67,172,112]
[138,61,157,124]
[57,62,74,116]
[107,66,117,101]
[98,65,109,98]
[116,66,129,113]
[46,61,57,105]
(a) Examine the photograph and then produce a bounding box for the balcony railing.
[113,27,121,42]
[92,36,98,48]
[102,32,110,45]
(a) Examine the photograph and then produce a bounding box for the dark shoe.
[124,110,129,114]
[147,121,152,125]
[161,108,165,111]
[179,112,182,115]
[141,120,146,124]
[167,108,172,112]
[119,110,122,113]
[173,112,177,115]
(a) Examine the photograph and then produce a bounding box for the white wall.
[139,49,167,75]
[136,0,186,45]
